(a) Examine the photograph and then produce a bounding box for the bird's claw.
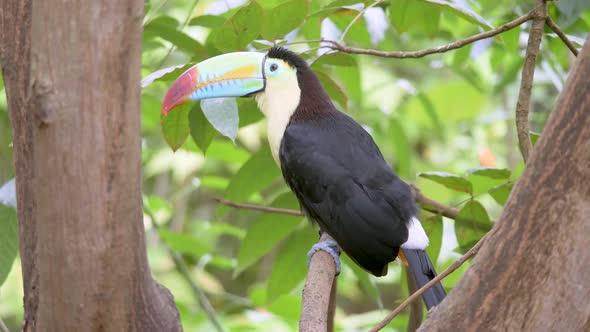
[306,240,341,276]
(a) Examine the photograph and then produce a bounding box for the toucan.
[162,47,446,309]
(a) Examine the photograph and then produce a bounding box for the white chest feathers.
[255,75,301,164]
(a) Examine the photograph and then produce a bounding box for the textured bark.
[419,38,590,331]
[300,233,338,332]
[0,0,181,331]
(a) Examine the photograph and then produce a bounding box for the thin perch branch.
[300,233,339,332]
[215,185,459,220]
[515,0,547,162]
[213,197,304,216]
[322,11,535,59]
[369,232,492,332]
[545,16,579,56]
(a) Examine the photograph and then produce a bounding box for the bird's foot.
[306,240,341,276]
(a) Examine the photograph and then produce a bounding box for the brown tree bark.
[0,0,182,331]
[419,38,590,331]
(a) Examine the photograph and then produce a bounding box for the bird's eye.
[270,63,279,72]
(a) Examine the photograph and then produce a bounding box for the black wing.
[279,111,416,276]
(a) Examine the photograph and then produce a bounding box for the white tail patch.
[401,216,429,250]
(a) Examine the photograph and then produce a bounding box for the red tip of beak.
[162,66,199,115]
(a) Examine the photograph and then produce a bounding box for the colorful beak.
[162,52,266,115]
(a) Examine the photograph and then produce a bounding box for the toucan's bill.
[162,52,266,115]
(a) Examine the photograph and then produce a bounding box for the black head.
[267,46,309,72]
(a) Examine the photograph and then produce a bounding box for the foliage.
[1,0,589,331]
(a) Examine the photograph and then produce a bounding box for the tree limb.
[321,11,534,59]
[545,16,579,56]
[515,0,547,162]
[300,233,339,332]
[370,232,492,332]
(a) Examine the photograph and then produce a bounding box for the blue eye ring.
[270,63,279,72]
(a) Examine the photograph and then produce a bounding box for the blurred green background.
[1,0,588,331]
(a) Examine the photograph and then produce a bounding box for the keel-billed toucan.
[163,47,446,309]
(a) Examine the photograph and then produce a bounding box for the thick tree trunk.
[0,0,182,330]
[419,39,590,331]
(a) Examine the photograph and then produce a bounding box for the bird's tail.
[402,248,446,310]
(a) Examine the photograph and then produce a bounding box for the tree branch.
[300,233,339,332]
[370,232,492,332]
[515,0,547,162]
[408,184,459,220]
[321,11,534,59]
[545,16,579,56]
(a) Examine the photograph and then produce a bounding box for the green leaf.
[206,141,250,164]
[218,148,282,215]
[418,171,473,194]
[262,0,309,40]
[267,225,316,303]
[466,167,511,180]
[424,0,493,29]
[189,104,216,154]
[238,99,264,127]
[0,205,18,286]
[268,293,302,322]
[530,131,541,146]
[312,52,356,67]
[214,1,265,52]
[158,228,211,257]
[502,25,520,52]
[315,71,348,111]
[422,215,443,265]
[235,193,304,275]
[189,15,226,28]
[456,200,491,226]
[489,182,514,206]
[389,0,441,35]
[455,200,491,253]
[144,19,207,56]
[161,104,190,151]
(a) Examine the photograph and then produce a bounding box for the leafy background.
[1,0,589,331]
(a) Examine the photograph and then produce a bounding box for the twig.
[322,11,535,59]
[339,0,383,42]
[408,184,460,219]
[515,1,547,163]
[144,205,226,332]
[213,197,304,216]
[300,233,339,332]
[545,16,579,56]
[214,186,459,221]
[369,232,491,332]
